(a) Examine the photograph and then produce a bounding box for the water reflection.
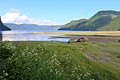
[2,31,69,42]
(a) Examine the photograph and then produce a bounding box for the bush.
[0,42,16,80]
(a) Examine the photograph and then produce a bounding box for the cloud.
[1,9,61,25]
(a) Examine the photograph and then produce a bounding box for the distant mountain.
[59,10,120,31]
[4,23,62,30]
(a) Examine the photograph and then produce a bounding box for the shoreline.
[32,31,120,42]
[50,35,120,42]
[32,31,120,36]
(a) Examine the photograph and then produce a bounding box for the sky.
[0,0,120,25]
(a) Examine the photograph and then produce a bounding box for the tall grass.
[0,41,120,80]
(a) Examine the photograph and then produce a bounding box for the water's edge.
[1,30,71,42]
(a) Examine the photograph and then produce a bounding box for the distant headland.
[0,16,11,31]
[0,16,11,41]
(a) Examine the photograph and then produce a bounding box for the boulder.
[118,40,120,43]
[68,38,76,44]
[76,37,88,42]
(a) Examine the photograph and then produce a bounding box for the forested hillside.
[59,10,120,31]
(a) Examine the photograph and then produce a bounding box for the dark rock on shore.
[68,37,88,43]
[0,33,2,41]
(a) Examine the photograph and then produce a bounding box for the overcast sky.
[0,0,120,25]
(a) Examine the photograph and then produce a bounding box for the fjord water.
[1,30,70,42]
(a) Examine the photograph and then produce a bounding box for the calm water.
[1,30,74,42]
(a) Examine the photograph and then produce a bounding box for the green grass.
[0,41,120,80]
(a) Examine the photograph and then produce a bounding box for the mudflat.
[46,31,120,42]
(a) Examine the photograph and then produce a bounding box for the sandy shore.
[32,31,120,36]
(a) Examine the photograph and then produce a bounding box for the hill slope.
[59,10,120,31]
[98,17,120,31]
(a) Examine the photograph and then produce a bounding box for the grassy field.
[32,31,120,36]
[0,41,120,80]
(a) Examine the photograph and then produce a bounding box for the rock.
[0,33,2,41]
[76,37,88,42]
[118,40,120,43]
[117,55,120,58]
[68,38,76,44]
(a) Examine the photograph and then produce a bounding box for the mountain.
[4,23,62,30]
[98,17,120,31]
[59,10,120,31]
[0,16,11,31]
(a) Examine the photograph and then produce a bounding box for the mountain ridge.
[59,10,120,31]
[4,23,62,30]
